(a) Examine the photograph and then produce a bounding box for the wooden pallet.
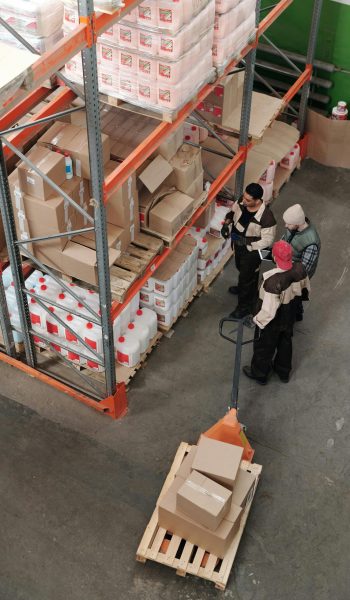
[272,160,301,199]
[202,250,234,292]
[115,331,162,385]
[136,442,262,591]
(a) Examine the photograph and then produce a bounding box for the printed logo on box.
[104,26,113,36]
[65,9,77,23]
[155,283,165,293]
[120,78,133,93]
[102,46,112,61]
[102,72,113,86]
[160,37,174,53]
[121,52,133,68]
[139,32,152,48]
[158,88,171,103]
[120,27,132,43]
[159,8,173,23]
[139,6,151,20]
[139,59,151,75]
[140,292,150,302]
[159,64,171,79]
[155,298,165,308]
[139,84,151,98]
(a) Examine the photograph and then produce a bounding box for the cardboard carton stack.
[158,437,256,558]
[8,122,130,286]
[138,138,204,240]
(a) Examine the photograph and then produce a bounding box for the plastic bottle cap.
[30,288,35,293]
[128,323,135,330]
[86,322,93,329]
[67,315,73,322]
[98,310,101,316]
[137,309,143,316]
[59,293,65,300]
[202,237,207,243]
[64,152,69,157]
[196,227,200,232]
[88,290,95,295]
[39,277,45,283]
[291,152,294,155]
[69,283,76,287]
[10,282,14,287]
[185,135,190,140]
[41,285,47,291]
[191,126,196,131]
[49,306,54,313]
[78,303,84,308]
[118,336,125,343]
[30,298,36,304]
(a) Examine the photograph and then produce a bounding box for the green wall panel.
[259,0,350,108]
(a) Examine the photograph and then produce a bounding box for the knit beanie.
[283,204,306,226]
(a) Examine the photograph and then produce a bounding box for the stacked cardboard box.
[8,122,125,286]
[138,140,204,240]
[158,437,256,558]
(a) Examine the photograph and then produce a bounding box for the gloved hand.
[221,223,230,239]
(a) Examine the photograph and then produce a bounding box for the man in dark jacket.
[281,203,320,321]
[221,183,276,319]
[243,240,310,385]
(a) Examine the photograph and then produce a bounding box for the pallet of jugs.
[139,235,198,330]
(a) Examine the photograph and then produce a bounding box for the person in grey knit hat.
[281,203,320,321]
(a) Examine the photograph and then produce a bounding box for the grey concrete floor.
[1,159,350,600]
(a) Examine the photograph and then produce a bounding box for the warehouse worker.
[221,183,276,319]
[282,203,321,321]
[243,240,310,385]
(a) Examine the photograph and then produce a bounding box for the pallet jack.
[203,317,257,462]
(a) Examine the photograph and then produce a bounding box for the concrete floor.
[1,159,350,600]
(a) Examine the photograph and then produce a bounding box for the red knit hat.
[272,240,293,270]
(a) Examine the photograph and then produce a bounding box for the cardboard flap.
[139,155,173,193]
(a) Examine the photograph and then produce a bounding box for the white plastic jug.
[280,144,300,171]
[25,269,44,290]
[46,306,64,337]
[2,265,13,289]
[63,313,83,345]
[116,334,141,367]
[84,322,103,353]
[120,304,131,334]
[29,295,47,332]
[260,160,276,184]
[134,308,157,339]
[126,321,148,353]
[130,292,140,321]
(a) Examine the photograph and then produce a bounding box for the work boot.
[228,285,239,295]
[243,366,267,385]
[229,307,250,320]
[295,314,303,322]
[274,369,290,383]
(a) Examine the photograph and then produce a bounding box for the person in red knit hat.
[243,240,310,384]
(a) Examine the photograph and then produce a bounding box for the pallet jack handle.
[219,317,256,411]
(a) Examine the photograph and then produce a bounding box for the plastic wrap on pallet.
[0,27,63,54]
[62,0,124,16]
[0,0,64,38]
[213,15,256,73]
[214,0,256,39]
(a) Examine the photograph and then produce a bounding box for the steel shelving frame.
[0,0,323,418]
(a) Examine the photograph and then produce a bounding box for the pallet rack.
[0,0,323,418]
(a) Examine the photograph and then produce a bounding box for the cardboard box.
[177,470,232,531]
[184,171,204,202]
[170,145,202,194]
[157,124,184,161]
[195,202,215,229]
[197,73,244,128]
[34,244,66,272]
[73,223,126,253]
[138,155,173,194]
[158,476,242,559]
[149,191,194,239]
[104,160,138,234]
[38,122,110,179]
[231,468,256,508]
[61,241,120,286]
[17,146,66,201]
[192,437,243,490]
[306,108,350,169]
[175,447,197,480]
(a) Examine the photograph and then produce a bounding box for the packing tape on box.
[14,187,23,210]
[75,159,82,178]
[184,480,226,504]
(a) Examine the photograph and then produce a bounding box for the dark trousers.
[234,245,261,314]
[251,319,294,379]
